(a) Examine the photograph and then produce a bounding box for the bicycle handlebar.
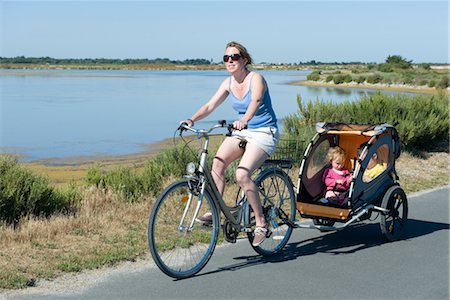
[178,120,234,137]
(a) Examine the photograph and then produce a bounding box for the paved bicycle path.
[5,187,449,300]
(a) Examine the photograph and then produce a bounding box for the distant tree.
[385,55,412,69]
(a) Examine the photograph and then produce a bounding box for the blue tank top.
[229,74,278,129]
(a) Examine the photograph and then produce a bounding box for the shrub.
[437,76,449,89]
[307,73,320,81]
[378,63,394,72]
[382,77,392,84]
[325,75,333,82]
[402,76,414,85]
[419,79,428,86]
[283,92,449,151]
[85,163,105,187]
[366,74,383,84]
[355,76,366,84]
[343,74,353,83]
[333,74,345,84]
[85,144,200,199]
[0,156,76,224]
[103,166,143,202]
[428,80,436,88]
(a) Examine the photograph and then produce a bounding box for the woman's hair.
[226,41,253,65]
[327,146,346,163]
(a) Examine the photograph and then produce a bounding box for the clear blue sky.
[1,0,448,63]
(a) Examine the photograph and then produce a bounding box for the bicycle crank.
[223,219,239,243]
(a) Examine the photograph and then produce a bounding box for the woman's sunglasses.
[223,54,242,62]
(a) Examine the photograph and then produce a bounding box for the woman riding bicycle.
[181,41,279,246]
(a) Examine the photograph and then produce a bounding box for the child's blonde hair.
[327,146,346,163]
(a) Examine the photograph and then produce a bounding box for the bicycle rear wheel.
[148,180,219,278]
[249,169,296,256]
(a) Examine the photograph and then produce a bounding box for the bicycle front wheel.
[249,169,296,256]
[148,180,219,278]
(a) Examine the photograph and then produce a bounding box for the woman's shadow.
[191,218,449,278]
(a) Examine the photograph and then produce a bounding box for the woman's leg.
[212,137,244,195]
[235,142,268,228]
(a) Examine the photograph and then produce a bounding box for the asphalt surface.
[4,186,449,300]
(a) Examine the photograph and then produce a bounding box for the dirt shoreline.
[20,136,178,187]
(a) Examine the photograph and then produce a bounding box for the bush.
[402,76,414,85]
[333,74,345,84]
[382,77,393,84]
[307,73,320,81]
[283,92,449,151]
[428,80,436,88]
[103,166,143,202]
[378,63,394,72]
[0,156,77,224]
[325,75,333,82]
[419,79,428,86]
[85,163,105,187]
[85,145,200,199]
[343,74,353,83]
[355,76,366,84]
[437,76,449,89]
[366,74,383,84]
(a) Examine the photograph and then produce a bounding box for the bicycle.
[147,120,297,279]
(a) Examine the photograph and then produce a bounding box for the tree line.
[0,56,212,65]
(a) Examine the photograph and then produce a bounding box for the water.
[0,69,414,161]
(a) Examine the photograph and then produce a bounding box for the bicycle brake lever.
[178,122,188,135]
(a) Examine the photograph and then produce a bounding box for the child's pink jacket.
[323,167,352,193]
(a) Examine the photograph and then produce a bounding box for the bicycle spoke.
[249,169,295,256]
[148,180,219,278]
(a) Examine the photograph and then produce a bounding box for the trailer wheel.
[380,186,408,241]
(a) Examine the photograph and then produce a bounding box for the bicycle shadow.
[186,218,449,279]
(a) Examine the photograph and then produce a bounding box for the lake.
[0,69,414,161]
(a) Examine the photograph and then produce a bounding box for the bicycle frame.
[179,122,248,232]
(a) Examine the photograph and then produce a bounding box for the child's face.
[367,153,378,169]
[331,156,345,171]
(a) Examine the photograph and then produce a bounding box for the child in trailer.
[320,146,352,206]
[357,143,387,183]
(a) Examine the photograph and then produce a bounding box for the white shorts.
[232,127,280,156]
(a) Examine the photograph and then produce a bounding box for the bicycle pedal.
[266,230,272,238]
[242,227,253,233]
